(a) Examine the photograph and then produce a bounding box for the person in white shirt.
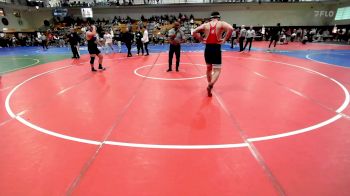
[230,27,237,48]
[59,35,65,47]
[239,25,246,52]
[53,34,59,46]
[243,25,255,51]
[12,36,17,47]
[41,34,48,50]
[103,31,114,53]
[142,26,149,56]
[190,26,195,45]
[280,32,287,44]
[297,28,302,42]
[262,25,265,38]
[291,29,296,42]
[114,28,122,53]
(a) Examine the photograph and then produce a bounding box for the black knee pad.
[90,57,95,64]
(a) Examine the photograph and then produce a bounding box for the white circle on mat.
[4,56,349,149]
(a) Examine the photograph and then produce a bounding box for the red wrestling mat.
[1,51,350,195]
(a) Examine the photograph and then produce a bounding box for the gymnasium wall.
[83,2,338,26]
[0,4,54,32]
[0,5,33,32]
[66,2,350,26]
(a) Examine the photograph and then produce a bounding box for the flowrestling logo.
[314,10,335,18]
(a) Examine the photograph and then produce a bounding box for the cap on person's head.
[210,11,221,19]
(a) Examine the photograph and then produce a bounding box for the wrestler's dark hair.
[210,11,221,19]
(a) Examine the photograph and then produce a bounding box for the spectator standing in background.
[41,33,48,50]
[239,25,246,52]
[115,28,122,52]
[243,25,255,51]
[230,26,237,48]
[103,31,114,54]
[142,26,149,56]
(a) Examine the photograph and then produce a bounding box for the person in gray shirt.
[243,25,255,51]
[167,22,185,72]
[239,25,247,52]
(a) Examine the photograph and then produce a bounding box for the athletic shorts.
[88,46,101,55]
[204,44,221,66]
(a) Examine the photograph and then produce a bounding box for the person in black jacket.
[123,27,134,57]
[268,23,281,52]
[67,28,81,59]
[135,28,144,55]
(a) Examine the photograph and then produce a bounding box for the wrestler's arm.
[219,22,234,44]
[192,24,205,42]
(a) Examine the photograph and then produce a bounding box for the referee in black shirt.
[167,22,185,72]
[124,27,134,57]
[268,23,281,52]
[68,28,81,59]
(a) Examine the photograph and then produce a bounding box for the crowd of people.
[0,13,200,50]
[228,24,350,52]
[39,0,322,8]
[1,19,349,50]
